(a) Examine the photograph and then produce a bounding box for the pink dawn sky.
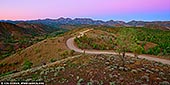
[0,0,170,21]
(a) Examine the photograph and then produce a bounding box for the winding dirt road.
[66,29,170,65]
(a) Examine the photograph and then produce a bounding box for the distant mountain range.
[1,18,170,30]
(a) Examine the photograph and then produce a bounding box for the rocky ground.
[2,54,170,85]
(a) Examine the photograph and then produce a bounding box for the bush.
[60,50,69,57]
[22,60,33,70]
[0,63,7,67]
[69,50,75,56]
[0,71,16,77]
[50,58,57,62]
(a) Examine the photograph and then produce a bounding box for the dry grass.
[0,28,88,74]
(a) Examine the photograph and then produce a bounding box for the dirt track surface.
[66,29,170,65]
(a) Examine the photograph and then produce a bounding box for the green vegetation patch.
[75,27,170,57]
[22,60,33,70]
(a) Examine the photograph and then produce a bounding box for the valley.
[0,19,170,84]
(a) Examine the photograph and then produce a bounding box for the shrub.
[0,71,16,77]
[22,60,33,70]
[60,50,69,57]
[69,50,75,56]
[0,63,7,67]
[50,58,57,62]
[35,48,40,53]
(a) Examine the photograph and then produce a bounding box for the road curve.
[66,29,170,65]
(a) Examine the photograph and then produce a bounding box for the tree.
[115,28,142,66]
[131,44,143,57]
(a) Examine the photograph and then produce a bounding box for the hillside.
[16,22,56,35]
[0,22,30,40]
[0,28,170,84]
[74,27,170,59]
[0,22,65,60]
[0,28,87,74]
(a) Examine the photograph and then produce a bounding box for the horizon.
[0,0,170,21]
[1,17,170,23]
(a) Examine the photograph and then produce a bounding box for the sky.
[0,0,170,21]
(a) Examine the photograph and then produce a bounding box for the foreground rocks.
[0,54,170,84]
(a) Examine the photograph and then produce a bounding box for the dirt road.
[66,29,170,65]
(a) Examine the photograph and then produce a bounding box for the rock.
[114,66,118,69]
[163,77,167,80]
[151,68,155,71]
[105,62,110,65]
[129,60,135,64]
[40,71,45,75]
[110,65,118,69]
[111,67,115,70]
[36,78,43,81]
[141,75,149,82]
[105,66,110,70]
[145,73,150,76]
[156,77,161,81]
[103,72,106,74]
[108,67,115,71]
[98,57,105,60]
[124,68,128,71]
[154,63,159,66]
[77,76,80,80]
[54,72,58,77]
[119,77,124,81]
[144,65,148,69]
[155,69,159,72]
[137,68,142,72]
[135,80,143,84]
[159,72,165,76]
[69,74,74,77]
[10,79,17,81]
[26,78,32,81]
[110,57,115,60]
[112,75,118,78]
[115,64,119,66]
[51,78,54,81]
[159,81,170,85]
[141,68,146,71]
[119,67,124,71]
[109,74,113,78]
[151,68,159,72]
[106,57,111,61]
[126,61,130,64]
[146,70,153,74]
[131,69,138,73]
